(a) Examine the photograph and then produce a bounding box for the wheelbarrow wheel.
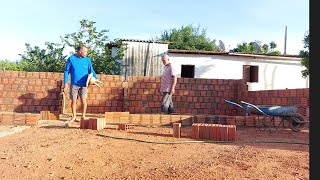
[289,113,305,132]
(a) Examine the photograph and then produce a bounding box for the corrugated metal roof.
[120,39,168,44]
[168,49,229,55]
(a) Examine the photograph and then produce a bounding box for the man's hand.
[170,88,175,95]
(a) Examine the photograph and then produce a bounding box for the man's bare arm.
[171,75,177,94]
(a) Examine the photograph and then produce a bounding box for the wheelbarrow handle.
[240,101,269,116]
[224,100,248,113]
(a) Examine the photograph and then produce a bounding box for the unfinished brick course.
[0,112,39,126]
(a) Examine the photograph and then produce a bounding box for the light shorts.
[70,85,88,100]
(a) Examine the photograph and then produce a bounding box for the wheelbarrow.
[224,100,309,132]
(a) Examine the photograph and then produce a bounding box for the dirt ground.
[0,119,309,180]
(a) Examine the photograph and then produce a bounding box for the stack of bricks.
[151,114,161,126]
[80,118,106,130]
[118,123,135,131]
[160,114,171,125]
[104,112,191,126]
[105,112,130,124]
[191,123,236,141]
[0,112,39,126]
[173,123,181,138]
[140,114,152,126]
[40,110,59,120]
[129,114,141,124]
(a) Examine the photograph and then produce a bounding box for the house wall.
[168,53,309,91]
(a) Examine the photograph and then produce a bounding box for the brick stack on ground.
[80,118,106,130]
[191,123,236,141]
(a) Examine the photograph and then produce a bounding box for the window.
[181,65,195,78]
[243,65,259,82]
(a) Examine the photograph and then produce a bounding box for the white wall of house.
[168,53,309,91]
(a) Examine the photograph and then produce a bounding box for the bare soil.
[0,120,309,180]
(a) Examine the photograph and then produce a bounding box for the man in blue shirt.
[63,45,98,122]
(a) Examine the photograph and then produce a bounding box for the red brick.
[215,124,221,141]
[14,113,26,125]
[80,118,90,129]
[203,124,210,140]
[235,116,245,126]
[26,113,39,125]
[245,116,255,127]
[173,123,181,138]
[198,124,204,140]
[226,116,236,125]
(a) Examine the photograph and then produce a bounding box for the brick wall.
[0,71,309,120]
[63,74,125,113]
[241,88,309,118]
[0,71,62,113]
[126,77,241,115]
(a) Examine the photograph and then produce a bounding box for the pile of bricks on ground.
[191,123,236,141]
[80,118,106,130]
[0,112,39,125]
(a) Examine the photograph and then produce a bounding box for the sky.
[0,0,309,61]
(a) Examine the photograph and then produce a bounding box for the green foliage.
[267,50,281,55]
[16,19,126,74]
[0,60,22,71]
[18,42,66,72]
[231,40,281,54]
[300,32,309,78]
[158,24,220,51]
[232,42,255,53]
[60,19,127,74]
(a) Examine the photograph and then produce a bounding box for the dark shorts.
[70,85,88,100]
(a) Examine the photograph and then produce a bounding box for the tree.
[0,60,22,71]
[231,42,255,53]
[18,42,66,72]
[157,24,220,51]
[300,31,309,78]
[60,19,126,74]
[231,40,281,55]
[16,19,126,74]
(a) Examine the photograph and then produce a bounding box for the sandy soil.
[0,120,309,180]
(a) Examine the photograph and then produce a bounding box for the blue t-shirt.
[64,54,98,86]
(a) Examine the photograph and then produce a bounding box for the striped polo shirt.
[160,63,176,92]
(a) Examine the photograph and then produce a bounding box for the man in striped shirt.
[159,54,177,114]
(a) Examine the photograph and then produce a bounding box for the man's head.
[161,54,170,65]
[77,45,88,58]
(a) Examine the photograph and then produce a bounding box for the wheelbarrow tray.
[247,105,298,117]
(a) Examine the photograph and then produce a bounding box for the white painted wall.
[168,53,309,91]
